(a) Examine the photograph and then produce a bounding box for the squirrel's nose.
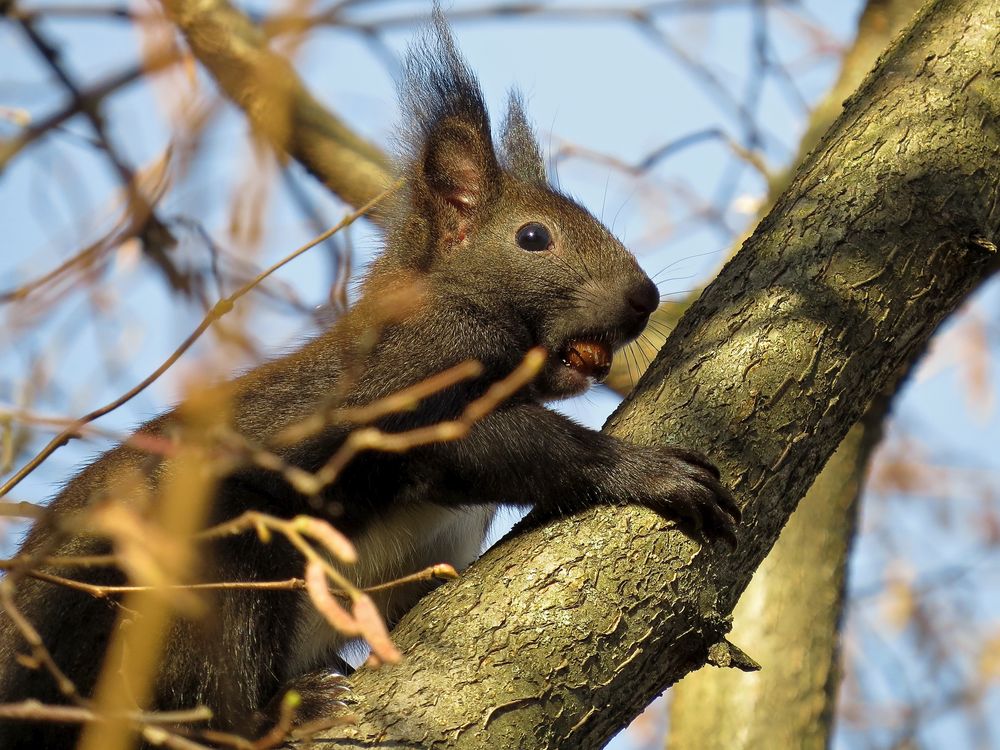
[627,278,660,318]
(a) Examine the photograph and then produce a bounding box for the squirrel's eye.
[516,222,552,252]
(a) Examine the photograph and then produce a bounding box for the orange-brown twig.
[0,183,399,502]
[308,348,546,493]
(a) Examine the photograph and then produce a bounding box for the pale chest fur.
[286,502,496,677]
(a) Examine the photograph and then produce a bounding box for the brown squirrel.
[0,8,739,747]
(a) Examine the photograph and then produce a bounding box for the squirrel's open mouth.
[560,339,613,383]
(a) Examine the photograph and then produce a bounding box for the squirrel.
[0,8,739,748]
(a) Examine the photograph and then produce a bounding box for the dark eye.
[516,222,552,252]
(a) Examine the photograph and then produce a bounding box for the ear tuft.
[399,4,500,217]
[500,90,547,185]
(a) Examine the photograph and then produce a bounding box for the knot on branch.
[706,639,762,673]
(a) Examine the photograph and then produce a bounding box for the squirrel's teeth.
[563,340,612,382]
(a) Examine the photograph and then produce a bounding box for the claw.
[703,476,742,524]
[702,499,739,548]
[698,477,741,547]
[651,448,741,548]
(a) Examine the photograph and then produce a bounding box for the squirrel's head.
[380,8,659,400]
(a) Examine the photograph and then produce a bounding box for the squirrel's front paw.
[643,446,741,546]
[256,668,353,737]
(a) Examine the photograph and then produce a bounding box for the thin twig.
[0,701,211,725]
[275,359,484,444]
[0,183,399,501]
[0,579,84,703]
[309,348,546,492]
[0,45,180,172]
[13,10,185,290]
[9,563,459,601]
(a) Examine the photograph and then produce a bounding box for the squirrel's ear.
[500,91,547,185]
[401,5,501,224]
[422,117,501,214]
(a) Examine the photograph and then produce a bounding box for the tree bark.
[307,1,999,747]
[667,419,873,750]
[666,2,927,748]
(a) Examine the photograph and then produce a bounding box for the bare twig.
[275,359,484,444]
[12,8,185,290]
[0,580,82,703]
[6,563,458,602]
[308,348,546,493]
[0,149,174,308]
[0,183,399,500]
[159,0,393,214]
[0,45,181,172]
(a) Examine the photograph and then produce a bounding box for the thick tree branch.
[310,1,1000,747]
[669,410,879,749]
[667,1,930,747]
[159,0,393,219]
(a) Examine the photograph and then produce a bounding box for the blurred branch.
[0,183,399,500]
[552,128,771,179]
[153,0,808,224]
[0,45,180,172]
[0,150,173,309]
[0,580,81,704]
[8,5,187,291]
[21,1,808,27]
[311,1,805,32]
[159,0,393,219]
[0,701,212,727]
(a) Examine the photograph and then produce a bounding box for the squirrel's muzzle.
[628,278,660,319]
[613,276,660,344]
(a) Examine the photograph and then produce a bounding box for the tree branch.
[309,1,1000,746]
[667,1,931,746]
[159,0,393,220]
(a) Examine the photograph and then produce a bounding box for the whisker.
[645,321,673,341]
[611,185,638,236]
[627,344,641,388]
[547,252,589,287]
[637,334,656,368]
[620,343,637,390]
[628,340,645,373]
[600,174,610,223]
[652,247,724,278]
[655,288,699,297]
[652,270,699,283]
[571,239,597,284]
